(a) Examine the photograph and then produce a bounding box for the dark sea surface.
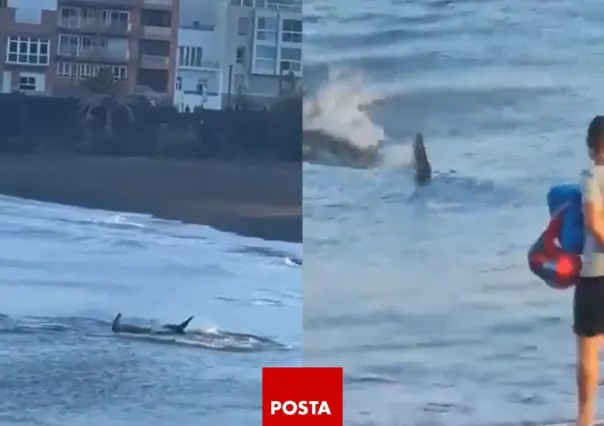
[303,1,600,424]
[0,195,301,426]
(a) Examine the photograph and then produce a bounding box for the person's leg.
[574,277,604,426]
[576,334,601,426]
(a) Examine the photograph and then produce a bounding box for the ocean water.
[0,195,301,426]
[303,1,601,425]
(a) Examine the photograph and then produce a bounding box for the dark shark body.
[412,133,431,185]
[303,129,380,168]
[111,313,193,335]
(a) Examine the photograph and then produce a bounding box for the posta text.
[262,367,343,426]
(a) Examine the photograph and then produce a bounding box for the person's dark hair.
[587,115,604,154]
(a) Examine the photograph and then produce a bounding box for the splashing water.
[304,70,414,168]
[304,70,386,149]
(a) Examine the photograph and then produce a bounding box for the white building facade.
[174,26,225,111]
[175,0,301,110]
[174,0,227,111]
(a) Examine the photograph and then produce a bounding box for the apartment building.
[0,0,180,102]
[0,0,59,95]
[55,0,180,102]
[225,0,301,106]
[174,0,226,111]
[175,0,301,110]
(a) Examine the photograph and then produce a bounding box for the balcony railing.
[140,54,169,69]
[58,17,131,35]
[142,25,172,39]
[60,0,139,6]
[143,0,175,7]
[58,47,129,62]
[179,59,220,70]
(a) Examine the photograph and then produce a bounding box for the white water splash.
[304,70,386,149]
[304,70,414,168]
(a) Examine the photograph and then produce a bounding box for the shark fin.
[112,313,122,332]
[175,316,194,333]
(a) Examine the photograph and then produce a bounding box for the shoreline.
[0,155,302,243]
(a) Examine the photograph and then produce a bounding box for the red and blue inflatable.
[528,184,583,289]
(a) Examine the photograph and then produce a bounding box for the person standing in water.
[575,116,604,426]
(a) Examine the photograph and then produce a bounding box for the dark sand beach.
[0,155,301,242]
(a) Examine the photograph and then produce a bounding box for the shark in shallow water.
[412,132,432,185]
[111,313,194,335]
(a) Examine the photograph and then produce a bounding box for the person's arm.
[584,171,604,246]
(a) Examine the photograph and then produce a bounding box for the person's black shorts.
[573,276,604,337]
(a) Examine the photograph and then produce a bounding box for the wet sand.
[0,155,302,242]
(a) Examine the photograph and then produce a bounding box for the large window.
[256,17,278,41]
[6,37,50,66]
[102,9,129,26]
[19,76,36,91]
[254,45,276,72]
[179,46,203,67]
[282,19,302,43]
[280,47,301,72]
[60,7,108,29]
[59,7,80,28]
[58,34,79,55]
[58,35,108,56]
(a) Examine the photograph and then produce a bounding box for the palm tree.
[78,67,134,138]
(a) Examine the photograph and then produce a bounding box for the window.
[280,60,301,73]
[256,17,277,41]
[243,0,253,6]
[81,36,93,51]
[257,45,276,59]
[280,47,301,73]
[282,19,302,43]
[6,37,50,66]
[176,76,182,91]
[59,7,80,28]
[112,65,127,79]
[230,0,240,5]
[236,46,245,64]
[0,0,7,8]
[103,9,129,26]
[58,34,79,55]
[57,62,78,77]
[141,9,171,27]
[178,46,203,67]
[238,17,248,35]
[196,79,206,94]
[254,45,276,72]
[81,8,96,25]
[141,40,170,56]
[19,76,36,91]
[79,63,92,78]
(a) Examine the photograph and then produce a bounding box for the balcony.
[142,25,172,40]
[60,0,138,7]
[58,47,129,63]
[179,59,220,70]
[143,0,175,9]
[58,18,131,36]
[140,54,169,70]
